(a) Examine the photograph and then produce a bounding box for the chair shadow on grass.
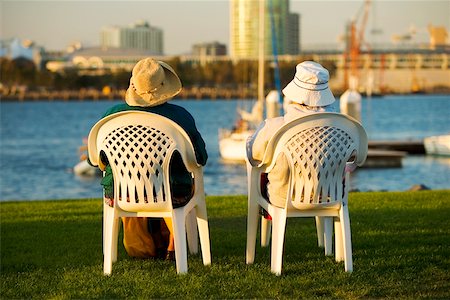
[209,215,343,276]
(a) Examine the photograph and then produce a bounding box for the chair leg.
[172,208,188,274]
[195,200,211,266]
[340,204,353,272]
[103,201,107,255]
[315,216,324,247]
[261,216,271,247]
[269,206,287,276]
[186,210,199,255]
[324,217,333,256]
[334,216,344,262]
[103,207,116,275]
[111,215,120,263]
[246,195,260,264]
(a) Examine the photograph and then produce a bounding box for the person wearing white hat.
[92,58,208,260]
[246,61,336,208]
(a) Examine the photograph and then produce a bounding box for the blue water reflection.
[0,95,449,201]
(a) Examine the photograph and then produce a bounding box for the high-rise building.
[286,12,300,54]
[230,0,299,58]
[100,20,163,55]
[100,27,121,48]
[230,0,260,58]
[192,42,227,56]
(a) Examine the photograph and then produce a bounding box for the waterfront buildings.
[192,42,227,57]
[229,0,300,58]
[45,47,157,75]
[0,38,44,69]
[100,20,163,55]
[2,7,448,96]
[428,25,449,50]
[297,48,450,94]
[41,46,449,95]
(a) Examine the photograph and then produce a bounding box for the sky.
[1,0,449,55]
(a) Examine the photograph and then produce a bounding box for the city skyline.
[1,0,449,55]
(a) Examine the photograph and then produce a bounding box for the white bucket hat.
[125,58,182,107]
[282,61,335,107]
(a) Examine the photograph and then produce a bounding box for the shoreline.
[1,88,450,102]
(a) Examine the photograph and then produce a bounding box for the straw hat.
[125,58,182,107]
[282,61,335,107]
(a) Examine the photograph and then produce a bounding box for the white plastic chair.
[246,113,368,275]
[88,111,211,275]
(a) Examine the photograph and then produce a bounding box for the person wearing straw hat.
[246,61,337,208]
[92,58,208,261]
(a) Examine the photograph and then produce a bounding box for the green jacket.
[96,103,208,201]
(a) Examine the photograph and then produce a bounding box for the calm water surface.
[1,95,449,201]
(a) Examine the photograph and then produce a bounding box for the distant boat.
[218,128,253,162]
[73,137,101,176]
[73,159,100,176]
[424,134,450,156]
[218,96,264,161]
[218,91,280,162]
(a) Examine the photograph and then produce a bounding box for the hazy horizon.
[1,0,449,55]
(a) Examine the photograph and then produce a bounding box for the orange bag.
[121,217,156,258]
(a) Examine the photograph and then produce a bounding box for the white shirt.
[246,103,335,207]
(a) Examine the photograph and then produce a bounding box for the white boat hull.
[424,135,450,156]
[74,160,100,176]
[218,129,253,162]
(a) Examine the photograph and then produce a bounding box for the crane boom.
[346,0,371,88]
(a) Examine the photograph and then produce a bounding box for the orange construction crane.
[344,0,371,90]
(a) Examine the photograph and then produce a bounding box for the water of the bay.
[0,94,449,201]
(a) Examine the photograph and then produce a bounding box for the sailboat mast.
[258,0,265,106]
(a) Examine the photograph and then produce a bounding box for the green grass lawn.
[1,191,449,299]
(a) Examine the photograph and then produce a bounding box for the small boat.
[424,134,450,156]
[218,91,280,162]
[218,98,262,161]
[219,128,253,162]
[73,137,101,176]
[73,159,100,176]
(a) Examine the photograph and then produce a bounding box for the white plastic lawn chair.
[88,111,211,275]
[246,113,368,275]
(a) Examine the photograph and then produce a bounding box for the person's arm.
[246,121,268,166]
[191,129,208,166]
[178,109,208,166]
[345,151,358,173]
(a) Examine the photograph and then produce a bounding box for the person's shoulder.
[265,116,284,127]
[164,102,189,112]
[163,103,194,118]
[103,103,130,117]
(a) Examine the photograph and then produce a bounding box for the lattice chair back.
[88,111,199,213]
[260,113,367,210]
[246,112,367,275]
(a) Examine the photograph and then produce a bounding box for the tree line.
[0,56,336,92]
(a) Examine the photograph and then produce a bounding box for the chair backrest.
[261,113,368,209]
[88,111,199,213]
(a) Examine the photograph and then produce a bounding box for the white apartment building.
[100,20,163,55]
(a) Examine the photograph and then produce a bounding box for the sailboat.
[218,100,263,161]
[219,0,278,162]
